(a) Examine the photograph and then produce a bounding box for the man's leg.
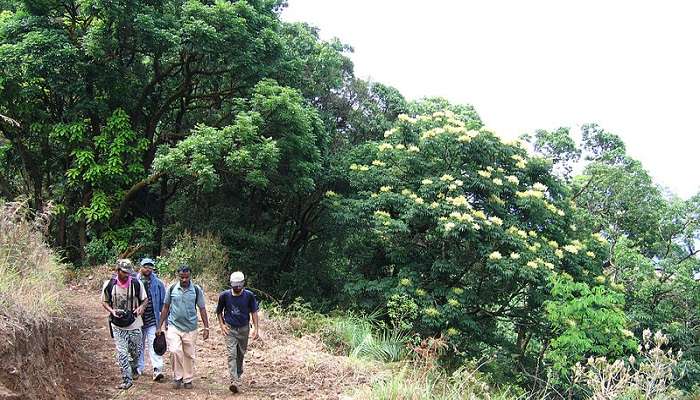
[166,327,184,386]
[143,325,164,379]
[137,327,147,374]
[235,326,250,379]
[180,329,198,385]
[113,329,133,389]
[127,329,143,379]
[226,326,249,393]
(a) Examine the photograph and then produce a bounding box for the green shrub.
[158,231,229,289]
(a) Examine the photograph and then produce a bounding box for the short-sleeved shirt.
[101,278,147,331]
[216,289,258,328]
[164,282,205,333]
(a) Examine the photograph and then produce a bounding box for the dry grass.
[0,200,85,400]
[0,201,65,317]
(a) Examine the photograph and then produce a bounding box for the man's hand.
[251,328,259,340]
[110,309,120,318]
[133,306,144,316]
[220,323,230,336]
[202,328,210,340]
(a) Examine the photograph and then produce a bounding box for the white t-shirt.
[102,278,148,331]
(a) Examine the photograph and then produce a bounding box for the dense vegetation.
[1,1,698,398]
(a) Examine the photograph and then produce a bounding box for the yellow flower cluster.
[421,179,433,185]
[350,163,370,171]
[397,114,417,123]
[545,202,565,216]
[492,177,503,186]
[374,210,391,219]
[378,143,393,152]
[325,190,337,197]
[488,216,503,226]
[532,182,548,192]
[448,195,470,207]
[383,128,397,138]
[506,175,519,185]
[440,174,454,181]
[592,232,607,243]
[425,307,440,317]
[407,145,420,153]
[477,170,491,178]
[380,186,392,192]
[510,252,521,260]
[516,190,544,199]
[449,211,474,223]
[372,159,385,167]
[489,251,503,260]
[446,327,460,336]
[447,298,460,307]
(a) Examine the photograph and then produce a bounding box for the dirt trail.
[64,285,379,400]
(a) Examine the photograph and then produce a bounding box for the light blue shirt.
[164,282,205,332]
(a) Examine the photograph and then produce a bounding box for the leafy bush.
[158,231,230,289]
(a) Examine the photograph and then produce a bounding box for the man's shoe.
[131,368,140,381]
[153,368,164,382]
[183,382,193,389]
[116,381,133,390]
[228,383,239,393]
[173,379,182,389]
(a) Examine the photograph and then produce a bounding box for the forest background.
[0,1,698,398]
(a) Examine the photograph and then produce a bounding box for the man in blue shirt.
[216,271,260,394]
[136,258,166,381]
[157,265,209,389]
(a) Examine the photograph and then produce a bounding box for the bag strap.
[168,283,201,312]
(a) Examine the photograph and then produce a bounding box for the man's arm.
[251,311,260,340]
[157,303,170,333]
[215,294,230,336]
[199,305,210,340]
[102,302,118,317]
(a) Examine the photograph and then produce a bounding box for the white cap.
[230,271,245,285]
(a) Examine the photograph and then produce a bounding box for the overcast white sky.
[282,0,700,199]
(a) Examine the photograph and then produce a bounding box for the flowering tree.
[337,108,633,379]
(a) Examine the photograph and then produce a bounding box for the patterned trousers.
[113,328,143,384]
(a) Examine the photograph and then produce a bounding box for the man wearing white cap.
[216,271,260,394]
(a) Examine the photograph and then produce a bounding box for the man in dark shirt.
[136,258,166,381]
[216,271,259,394]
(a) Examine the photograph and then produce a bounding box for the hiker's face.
[116,269,129,281]
[140,266,152,277]
[232,282,244,294]
[179,271,190,286]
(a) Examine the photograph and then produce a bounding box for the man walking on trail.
[216,271,260,394]
[101,259,148,390]
[157,265,210,389]
[136,258,166,381]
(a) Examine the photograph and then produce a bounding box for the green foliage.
[544,272,637,375]
[338,108,608,374]
[158,231,229,289]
